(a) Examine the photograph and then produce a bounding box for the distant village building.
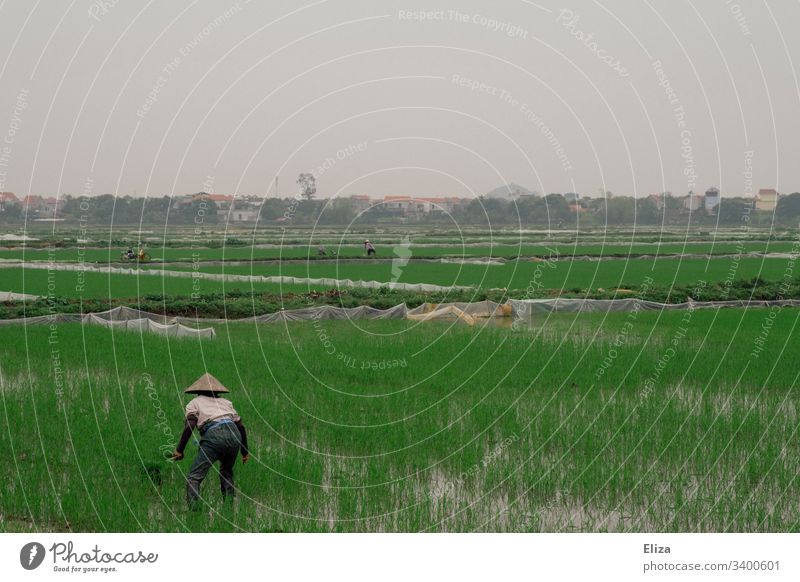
[755,188,780,211]
[230,196,264,223]
[13,195,64,218]
[568,203,588,213]
[195,193,234,217]
[382,196,467,216]
[648,192,669,210]
[682,191,703,211]
[0,192,19,205]
[383,196,413,214]
[189,193,263,222]
[349,195,373,214]
[21,195,44,211]
[349,195,469,219]
[704,187,721,212]
[444,197,466,212]
[416,197,462,214]
[229,207,261,222]
[42,197,65,217]
[0,192,19,211]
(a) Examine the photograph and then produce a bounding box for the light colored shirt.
[185,395,240,429]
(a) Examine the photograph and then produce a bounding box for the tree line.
[3,192,800,227]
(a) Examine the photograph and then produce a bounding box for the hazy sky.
[0,0,798,200]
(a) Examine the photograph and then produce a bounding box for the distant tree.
[123,197,146,224]
[776,193,800,224]
[260,198,287,221]
[318,198,354,225]
[0,202,21,222]
[517,195,546,223]
[636,197,661,225]
[175,198,218,225]
[717,198,754,224]
[142,196,172,224]
[61,196,82,218]
[664,195,684,211]
[89,194,117,224]
[459,198,491,225]
[543,194,570,223]
[483,197,513,224]
[296,173,317,201]
[604,197,635,224]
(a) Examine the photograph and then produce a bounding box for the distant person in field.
[126,247,134,259]
[317,245,327,256]
[364,239,376,257]
[171,373,249,510]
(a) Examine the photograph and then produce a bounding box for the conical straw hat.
[184,373,230,394]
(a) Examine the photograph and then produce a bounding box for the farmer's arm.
[234,419,249,459]
[171,414,197,460]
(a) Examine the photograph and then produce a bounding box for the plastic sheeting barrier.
[406,305,477,326]
[1,299,799,332]
[407,300,506,318]
[507,298,800,314]
[81,314,215,338]
[0,291,38,301]
[0,306,215,338]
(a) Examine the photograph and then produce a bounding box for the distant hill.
[484,184,538,199]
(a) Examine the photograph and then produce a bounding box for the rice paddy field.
[1,238,798,263]
[1,227,799,533]
[3,227,798,300]
[145,256,797,291]
[0,266,309,299]
[0,308,798,532]
[1,255,796,300]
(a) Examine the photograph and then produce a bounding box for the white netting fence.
[2,300,798,334]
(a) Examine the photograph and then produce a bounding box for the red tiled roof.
[196,193,234,202]
[758,188,778,196]
[379,195,469,203]
[0,192,18,202]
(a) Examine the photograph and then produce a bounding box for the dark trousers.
[186,423,241,508]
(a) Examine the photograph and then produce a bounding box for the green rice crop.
[0,267,310,299]
[1,308,798,532]
[1,239,795,263]
[152,257,796,292]
[5,254,797,300]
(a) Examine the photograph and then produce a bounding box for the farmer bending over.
[364,239,376,257]
[171,373,249,509]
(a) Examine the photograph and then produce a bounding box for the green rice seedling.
[0,307,797,532]
[153,257,798,293]
[2,238,794,263]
